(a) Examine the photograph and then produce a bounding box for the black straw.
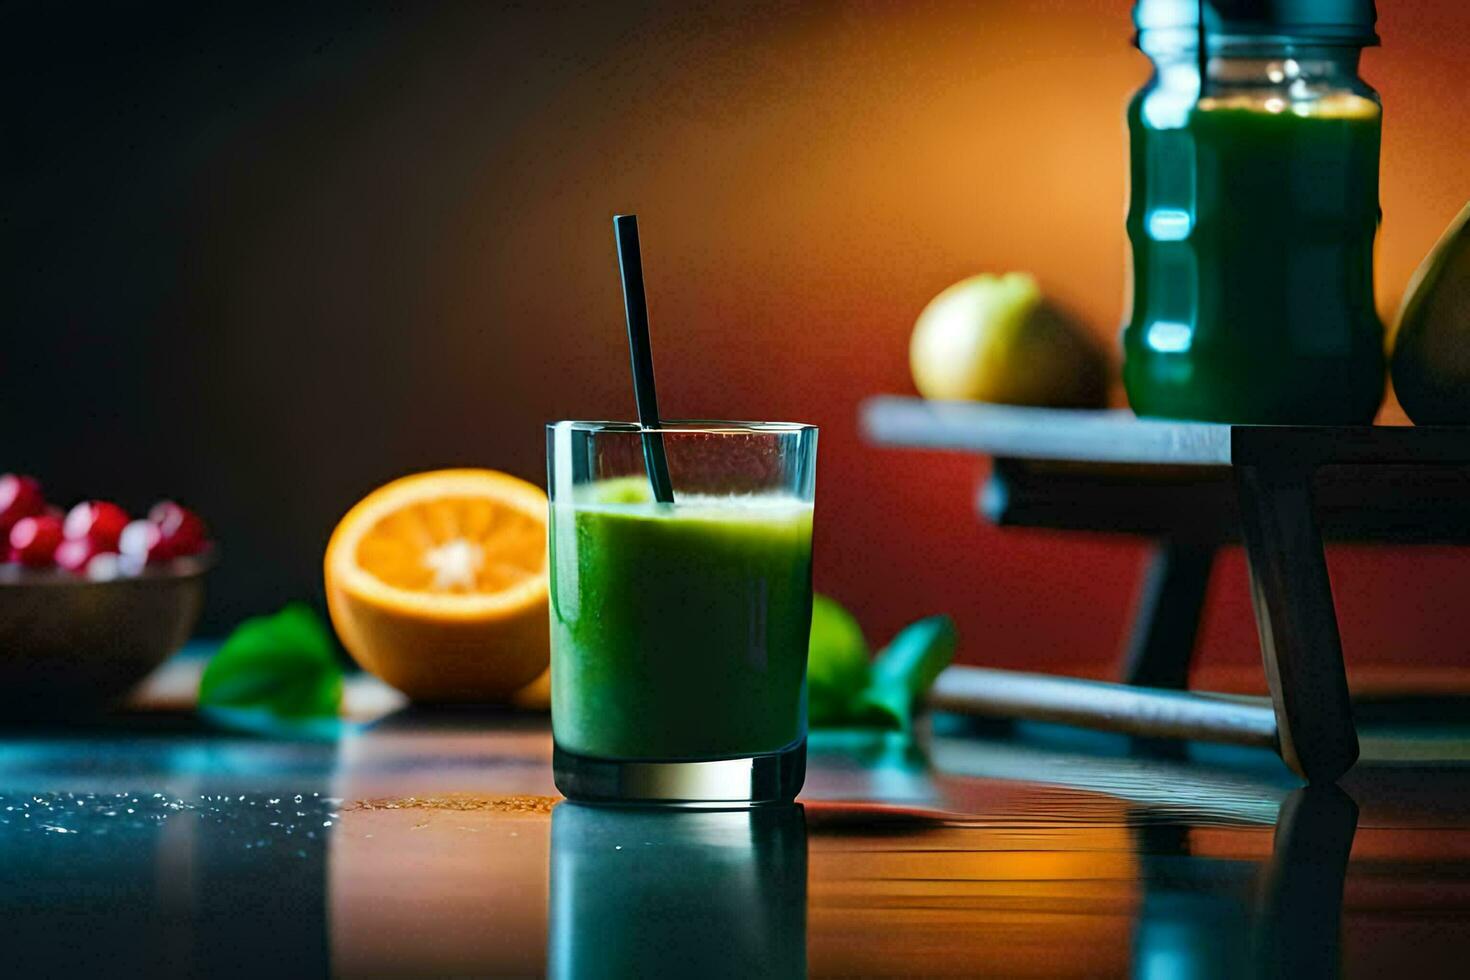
[613,214,675,503]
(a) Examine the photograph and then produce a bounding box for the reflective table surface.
[4,706,1470,978]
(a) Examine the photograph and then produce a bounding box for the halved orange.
[324,469,549,702]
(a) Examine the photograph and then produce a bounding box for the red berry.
[63,500,130,550]
[0,474,45,533]
[120,519,172,564]
[85,552,127,581]
[54,537,105,574]
[149,500,208,556]
[8,514,64,566]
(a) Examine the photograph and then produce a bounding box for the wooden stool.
[863,397,1470,783]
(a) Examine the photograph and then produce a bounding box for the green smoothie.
[549,481,814,761]
[1122,94,1385,424]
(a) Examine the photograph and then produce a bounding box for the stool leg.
[1119,540,1217,689]
[1236,465,1358,783]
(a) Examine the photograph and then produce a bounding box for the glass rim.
[547,419,816,435]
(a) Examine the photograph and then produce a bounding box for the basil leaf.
[199,603,344,719]
[852,615,957,731]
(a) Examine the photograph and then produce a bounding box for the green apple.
[807,594,870,726]
[910,272,1108,408]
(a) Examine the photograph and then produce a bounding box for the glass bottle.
[1122,0,1385,424]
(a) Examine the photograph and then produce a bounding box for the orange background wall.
[5,1,1469,681]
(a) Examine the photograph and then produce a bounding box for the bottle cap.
[1133,0,1378,45]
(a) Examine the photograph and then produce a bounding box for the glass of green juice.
[546,420,817,806]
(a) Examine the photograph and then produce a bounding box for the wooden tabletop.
[4,709,1470,976]
[862,397,1233,465]
[862,396,1470,468]
[860,397,1470,544]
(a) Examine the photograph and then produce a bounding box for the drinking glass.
[546,420,817,806]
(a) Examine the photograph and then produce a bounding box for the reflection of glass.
[547,421,817,806]
[548,803,807,979]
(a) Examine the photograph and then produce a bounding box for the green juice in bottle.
[1122,3,1386,424]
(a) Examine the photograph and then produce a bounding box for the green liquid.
[549,490,813,761]
[1123,97,1385,424]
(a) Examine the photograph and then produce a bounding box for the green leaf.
[806,594,871,726]
[851,615,958,731]
[200,603,344,719]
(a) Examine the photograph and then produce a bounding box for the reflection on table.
[549,803,806,979]
[2,711,1469,976]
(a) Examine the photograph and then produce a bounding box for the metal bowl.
[0,558,208,717]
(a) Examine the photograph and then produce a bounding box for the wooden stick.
[1236,464,1358,782]
[928,666,1279,750]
